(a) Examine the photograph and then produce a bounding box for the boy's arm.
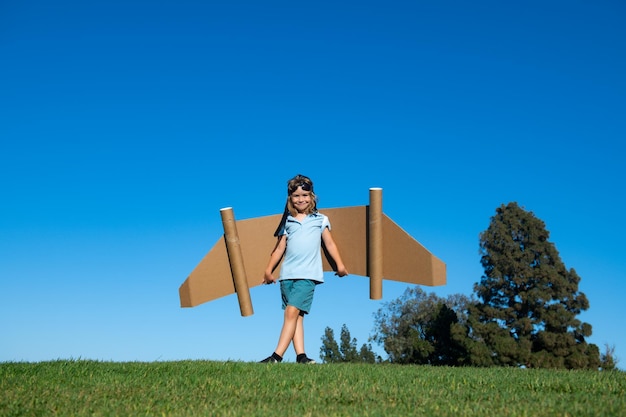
[321,228,348,277]
[263,235,286,284]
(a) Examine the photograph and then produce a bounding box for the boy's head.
[287,174,314,195]
[286,174,317,215]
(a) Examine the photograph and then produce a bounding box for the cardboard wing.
[179,189,446,315]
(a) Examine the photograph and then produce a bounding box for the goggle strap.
[273,203,289,237]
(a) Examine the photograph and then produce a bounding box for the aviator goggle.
[288,181,312,194]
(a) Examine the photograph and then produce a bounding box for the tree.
[320,327,341,363]
[371,287,471,365]
[339,324,360,363]
[320,324,378,363]
[600,344,618,371]
[464,202,600,369]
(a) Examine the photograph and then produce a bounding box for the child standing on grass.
[260,174,348,364]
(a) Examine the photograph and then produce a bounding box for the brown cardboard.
[179,212,283,309]
[179,189,446,313]
[220,207,253,316]
[368,188,383,300]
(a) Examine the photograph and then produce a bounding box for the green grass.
[1,360,624,416]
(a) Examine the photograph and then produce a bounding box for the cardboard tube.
[220,207,254,316]
[369,188,383,299]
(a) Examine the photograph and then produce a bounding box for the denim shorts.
[280,279,318,314]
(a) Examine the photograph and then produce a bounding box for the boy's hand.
[335,265,348,277]
[263,271,276,284]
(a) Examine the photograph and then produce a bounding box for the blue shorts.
[280,279,318,314]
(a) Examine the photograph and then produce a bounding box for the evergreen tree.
[465,202,600,369]
[320,324,379,363]
[320,327,341,363]
[359,342,378,364]
[339,324,360,363]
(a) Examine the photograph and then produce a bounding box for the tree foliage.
[371,287,471,365]
[363,202,607,369]
[319,327,341,363]
[320,324,378,363]
[600,344,618,371]
[462,202,600,369]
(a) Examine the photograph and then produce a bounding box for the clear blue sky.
[2,0,624,367]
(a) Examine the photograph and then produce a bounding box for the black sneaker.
[260,354,281,363]
[297,355,316,364]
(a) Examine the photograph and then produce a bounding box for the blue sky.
[1,0,624,367]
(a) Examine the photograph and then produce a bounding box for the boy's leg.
[294,310,316,364]
[274,305,301,356]
[293,313,305,355]
[286,280,316,363]
[262,280,316,362]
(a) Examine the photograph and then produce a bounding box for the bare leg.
[274,306,301,356]
[293,314,305,355]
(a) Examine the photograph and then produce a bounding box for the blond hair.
[286,174,317,216]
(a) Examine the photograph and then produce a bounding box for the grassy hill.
[2,360,624,416]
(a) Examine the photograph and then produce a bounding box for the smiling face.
[289,186,313,214]
[286,174,317,216]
